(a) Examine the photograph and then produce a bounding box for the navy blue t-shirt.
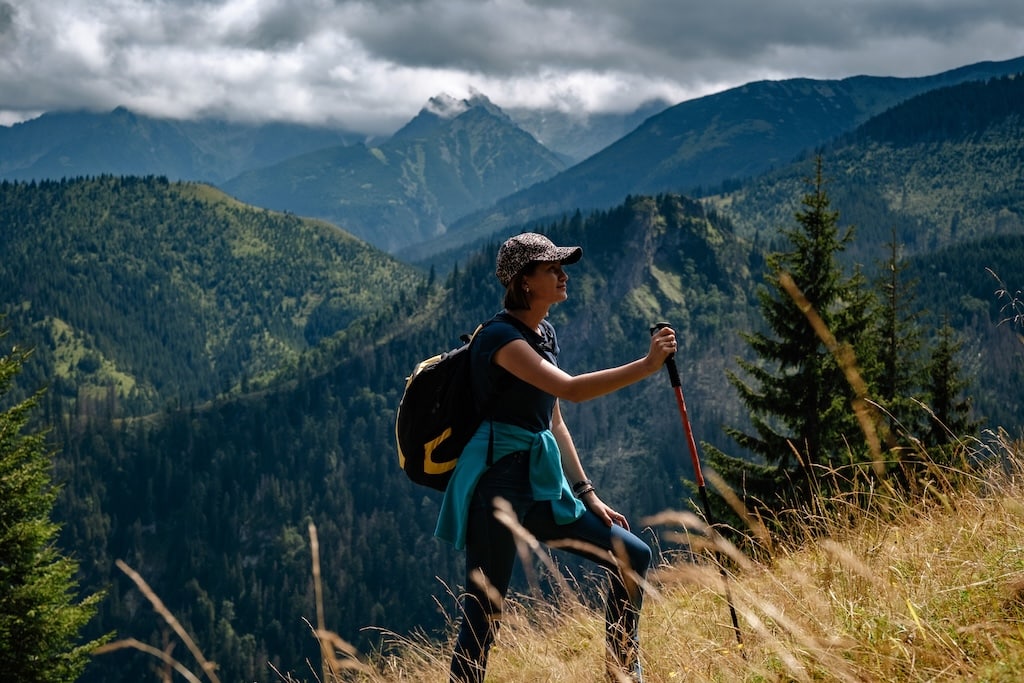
[470,311,559,432]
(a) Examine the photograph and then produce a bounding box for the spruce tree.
[709,158,877,514]
[0,332,109,681]
[923,319,980,451]
[873,228,926,448]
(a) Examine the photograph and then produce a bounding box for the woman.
[435,232,677,682]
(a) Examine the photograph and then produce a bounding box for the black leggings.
[450,451,652,682]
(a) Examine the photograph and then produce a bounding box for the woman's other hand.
[581,491,630,530]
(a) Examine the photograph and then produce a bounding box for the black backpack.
[395,321,493,491]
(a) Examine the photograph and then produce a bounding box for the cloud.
[0,0,1022,133]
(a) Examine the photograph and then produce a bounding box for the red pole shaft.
[651,322,743,651]
[672,385,705,488]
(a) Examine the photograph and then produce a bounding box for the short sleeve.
[469,314,559,431]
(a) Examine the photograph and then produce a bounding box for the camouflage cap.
[495,232,582,287]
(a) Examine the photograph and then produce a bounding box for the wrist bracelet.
[575,485,596,498]
[572,479,593,494]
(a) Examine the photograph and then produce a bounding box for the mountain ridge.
[220,98,567,252]
[401,54,1024,262]
[0,109,360,183]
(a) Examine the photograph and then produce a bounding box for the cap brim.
[549,246,582,265]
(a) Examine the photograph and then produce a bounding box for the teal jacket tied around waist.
[435,420,586,550]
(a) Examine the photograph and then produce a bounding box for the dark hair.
[502,262,537,310]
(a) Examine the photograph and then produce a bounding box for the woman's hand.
[646,325,677,372]
[580,491,630,530]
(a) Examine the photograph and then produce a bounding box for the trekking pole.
[650,322,743,651]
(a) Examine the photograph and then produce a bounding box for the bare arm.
[552,401,629,529]
[492,325,676,403]
[552,400,587,486]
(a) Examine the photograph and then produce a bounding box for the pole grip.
[650,322,681,387]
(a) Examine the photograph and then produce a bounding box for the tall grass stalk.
[94,559,223,683]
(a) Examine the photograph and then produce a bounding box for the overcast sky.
[1,0,1022,133]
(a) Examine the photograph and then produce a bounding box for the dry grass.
[98,428,1024,682]
[363,430,1024,682]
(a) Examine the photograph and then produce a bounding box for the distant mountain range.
[507,97,671,162]
[0,92,660,253]
[219,93,568,252]
[0,107,359,183]
[2,55,1022,259]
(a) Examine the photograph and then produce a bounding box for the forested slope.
[0,176,421,415]
[708,74,1024,262]
[905,233,1024,431]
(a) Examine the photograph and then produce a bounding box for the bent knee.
[613,528,652,575]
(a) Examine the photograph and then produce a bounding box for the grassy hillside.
[419,434,1024,682]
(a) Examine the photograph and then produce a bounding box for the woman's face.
[523,260,569,305]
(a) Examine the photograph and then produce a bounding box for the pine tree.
[0,331,109,682]
[709,158,878,514]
